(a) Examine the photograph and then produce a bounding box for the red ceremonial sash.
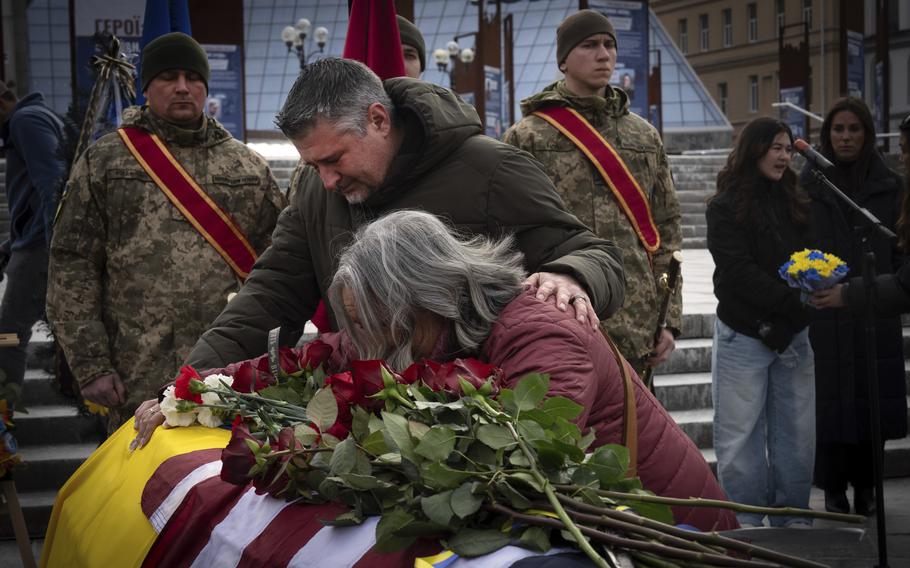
[118,126,258,279]
[532,106,661,254]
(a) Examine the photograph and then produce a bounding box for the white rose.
[204,373,234,390]
[160,385,197,427]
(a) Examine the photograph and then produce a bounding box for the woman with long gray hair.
[324,210,737,531]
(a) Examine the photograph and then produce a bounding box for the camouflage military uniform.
[47,106,286,423]
[503,81,682,369]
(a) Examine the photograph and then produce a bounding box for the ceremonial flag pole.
[136,0,193,104]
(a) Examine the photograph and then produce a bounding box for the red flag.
[342,0,406,80]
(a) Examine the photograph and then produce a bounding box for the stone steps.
[667,154,723,249]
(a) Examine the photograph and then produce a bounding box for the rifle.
[641,250,683,392]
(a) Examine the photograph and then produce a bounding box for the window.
[748,75,759,112]
[803,0,812,30]
[776,0,786,37]
[678,19,688,54]
[699,14,709,51]
[748,4,758,42]
[722,9,732,47]
[718,82,728,114]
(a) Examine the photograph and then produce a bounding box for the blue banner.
[484,66,503,139]
[589,0,649,119]
[203,44,245,141]
[779,86,807,142]
[845,30,864,99]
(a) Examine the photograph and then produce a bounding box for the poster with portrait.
[845,30,864,99]
[588,0,649,118]
[779,86,807,142]
[484,66,503,139]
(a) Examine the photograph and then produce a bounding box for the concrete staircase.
[2,331,103,538]
[669,154,725,250]
[655,312,910,479]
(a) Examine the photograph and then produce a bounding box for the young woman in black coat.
[706,118,815,527]
[804,98,908,516]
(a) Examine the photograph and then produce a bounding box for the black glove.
[758,319,795,354]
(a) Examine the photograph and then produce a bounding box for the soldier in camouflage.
[503,10,682,374]
[47,33,286,432]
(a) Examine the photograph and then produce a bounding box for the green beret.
[141,32,210,92]
[556,10,617,67]
[397,15,426,72]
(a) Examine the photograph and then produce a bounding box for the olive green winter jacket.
[186,78,626,369]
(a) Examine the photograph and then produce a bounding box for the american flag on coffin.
[139,448,580,568]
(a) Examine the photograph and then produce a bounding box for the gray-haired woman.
[325,210,737,531]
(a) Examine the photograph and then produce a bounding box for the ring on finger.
[569,294,588,304]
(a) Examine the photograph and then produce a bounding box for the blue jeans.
[712,318,815,527]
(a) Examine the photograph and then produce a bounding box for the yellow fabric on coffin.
[40,422,230,568]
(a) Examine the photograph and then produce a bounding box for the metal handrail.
[772,101,824,123]
[772,101,900,139]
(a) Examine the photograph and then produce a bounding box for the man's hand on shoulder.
[81,372,126,408]
[525,272,600,330]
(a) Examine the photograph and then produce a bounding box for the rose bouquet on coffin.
[161,340,854,568]
[778,249,849,302]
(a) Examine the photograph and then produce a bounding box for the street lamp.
[281,18,329,70]
[433,38,475,87]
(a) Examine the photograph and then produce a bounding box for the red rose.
[174,366,203,403]
[350,360,392,408]
[220,422,259,486]
[298,340,333,370]
[324,371,356,436]
[226,360,275,393]
[414,358,502,395]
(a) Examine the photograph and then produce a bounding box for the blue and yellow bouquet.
[779,249,850,301]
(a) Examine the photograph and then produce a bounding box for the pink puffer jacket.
[482,289,738,532]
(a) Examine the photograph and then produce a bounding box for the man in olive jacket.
[183,58,625,374]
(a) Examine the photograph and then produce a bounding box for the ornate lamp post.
[432,38,475,88]
[281,18,329,70]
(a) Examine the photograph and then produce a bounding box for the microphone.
[794,139,835,172]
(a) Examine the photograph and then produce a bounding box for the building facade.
[653,0,910,144]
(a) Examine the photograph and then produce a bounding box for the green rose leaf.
[382,411,418,463]
[448,528,511,557]
[420,490,454,525]
[588,444,630,486]
[408,420,431,441]
[476,424,516,450]
[621,493,675,525]
[513,373,550,412]
[415,426,457,462]
[496,480,532,510]
[519,526,551,552]
[335,473,382,491]
[507,472,544,492]
[421,462,471,490]
[361,429,391,456]
[517,419,548,443]
[322,509,364,526]
[351,406,372,440]
[306,387,338,432]
[498,388,518,416]
[375,508,416,552]
[540,396,582,421]
[571,465,600,487]
[293,423,319,446]
[450,482,484,518]
[329,437,357,475]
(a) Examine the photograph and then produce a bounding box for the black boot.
[824,490,850,514]
[854,487,876,516]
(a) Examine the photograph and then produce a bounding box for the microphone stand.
[810,167,895,568]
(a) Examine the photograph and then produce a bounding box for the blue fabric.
[136,0,193,104]
[0,93,66,250]
[712,317,816,527]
